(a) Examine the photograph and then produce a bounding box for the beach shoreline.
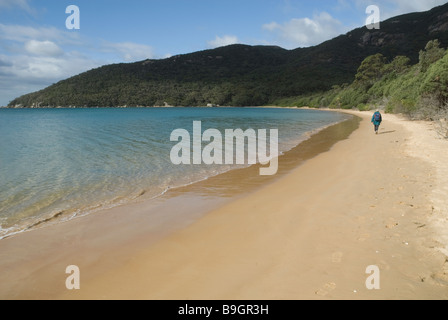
[0,107,346,241]
[0,110,358,299]
[1,109,447,300]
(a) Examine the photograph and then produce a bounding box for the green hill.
[287,39,448,122]
[8,3,448,108]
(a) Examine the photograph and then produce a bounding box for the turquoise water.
[0,107,349,238]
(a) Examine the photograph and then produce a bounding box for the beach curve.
[61,110,448,300]
[1,109,447,300]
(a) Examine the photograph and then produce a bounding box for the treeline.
[277,40,448,120]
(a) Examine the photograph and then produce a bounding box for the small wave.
[0,225,14,240]
[0,210,70,240]
[137,190,146,197]
[25,210,65,230]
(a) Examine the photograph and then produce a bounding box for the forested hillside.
[8,3,448,108]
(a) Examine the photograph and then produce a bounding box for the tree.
[354,54,387,88]
[386,56,411,74]
[421,50,448,107]
[419,40,446,73]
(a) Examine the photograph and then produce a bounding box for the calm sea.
[0,107,349,239]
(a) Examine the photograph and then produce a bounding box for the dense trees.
[421,50,448,107]
[354,54,387,87]
[283,39,447,120]
[419,40,446,72]
[8,44,355,108]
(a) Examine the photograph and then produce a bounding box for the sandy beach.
[1,110,447,300]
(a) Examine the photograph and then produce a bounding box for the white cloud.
[101,42,155,62]
[0,21,161,105]
[25,40,64,57]
[208,35,239,48]
[0,23,82,45]
[0,52,99,84]
[263,12,349,48]
[22,54,97,80]
[0,51,101,106]
[0,22,99,104]
[0,56,12,67]
[0,0,32,13]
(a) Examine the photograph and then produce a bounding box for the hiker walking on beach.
[372,110,382,135]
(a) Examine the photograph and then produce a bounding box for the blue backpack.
[374,112,382,122]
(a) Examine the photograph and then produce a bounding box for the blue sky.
[0,0,447,106]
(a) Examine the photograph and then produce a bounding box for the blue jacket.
[372,112,382,126]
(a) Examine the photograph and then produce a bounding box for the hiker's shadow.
[379,130,396,135]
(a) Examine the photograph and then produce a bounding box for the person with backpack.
[371,110,382,135]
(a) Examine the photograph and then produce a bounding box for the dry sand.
[1,110,447,300]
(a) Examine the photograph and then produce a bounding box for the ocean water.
[0,107,349,239]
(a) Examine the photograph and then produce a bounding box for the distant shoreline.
[3,105,295,109]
